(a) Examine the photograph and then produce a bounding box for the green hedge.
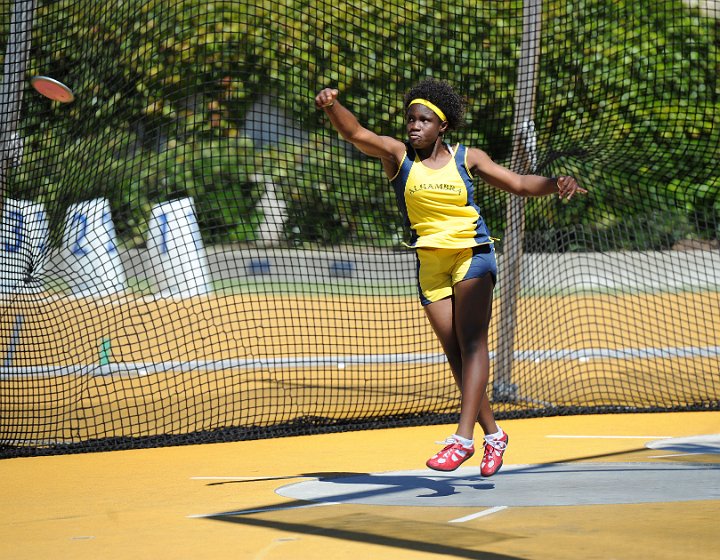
[3,0,718,249]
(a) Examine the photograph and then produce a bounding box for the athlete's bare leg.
[423,273,498,440]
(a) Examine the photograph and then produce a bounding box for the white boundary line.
[647,452,707,458]
[449,506,508,523]
[191,476,282,481]
[2,344,719,378]
[546,435,673,439]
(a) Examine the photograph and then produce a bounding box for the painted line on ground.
[449,506,508,523]
[191,476,282,481]
[648,452,705,459]
[546,435,672,439]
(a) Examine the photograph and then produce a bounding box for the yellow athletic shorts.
[416,244,497,306]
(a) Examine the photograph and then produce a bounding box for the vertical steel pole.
[494,0,542,401]
[0,0,36,218]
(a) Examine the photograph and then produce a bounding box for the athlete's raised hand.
[315,88,339,109]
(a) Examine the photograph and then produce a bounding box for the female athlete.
[315,78,586,476]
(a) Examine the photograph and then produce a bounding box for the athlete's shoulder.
[464,146,494,174]
[387,141,414,182]
[464,145,491,159]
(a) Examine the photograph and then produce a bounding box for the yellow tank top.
[390,143,493,248]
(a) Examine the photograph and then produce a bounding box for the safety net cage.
[0,0,718,457]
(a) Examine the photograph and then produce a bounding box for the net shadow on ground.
[193,469,511,558]
[203,509,521,560]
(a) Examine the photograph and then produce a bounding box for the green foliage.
[2,0,718,249]
[529,0,720,244]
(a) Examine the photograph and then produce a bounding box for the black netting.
[1,0,718,457]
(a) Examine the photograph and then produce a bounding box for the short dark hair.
[403,78,466,132]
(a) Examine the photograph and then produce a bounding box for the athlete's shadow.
[302,471,495,500]
[203,470,493,506]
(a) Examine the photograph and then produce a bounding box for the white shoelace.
[484,435,507,451]
[434,436,474,451]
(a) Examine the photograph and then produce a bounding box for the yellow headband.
[409,98,447,123]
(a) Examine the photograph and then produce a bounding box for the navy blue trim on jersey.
[453,144,493,246]
[390,143,417,244]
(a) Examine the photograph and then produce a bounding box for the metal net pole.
[494,0,542,402]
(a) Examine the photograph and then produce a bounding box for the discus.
[30,76,75,103]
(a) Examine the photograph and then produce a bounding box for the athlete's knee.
[457,331,489,358]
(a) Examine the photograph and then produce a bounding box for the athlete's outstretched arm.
[467,147,587,200]
[315,88,405,175]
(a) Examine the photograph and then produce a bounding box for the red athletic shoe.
[426,437,475,471]
[481,432,509,477]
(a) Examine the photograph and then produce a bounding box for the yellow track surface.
[1,411,718,559]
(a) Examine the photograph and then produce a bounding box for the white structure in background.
[146,197,211,297]
[252,173,288,246]
[61,198,126,297]
[9,131,23,167]
[0,198,48,293]
[682,0,718,17]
